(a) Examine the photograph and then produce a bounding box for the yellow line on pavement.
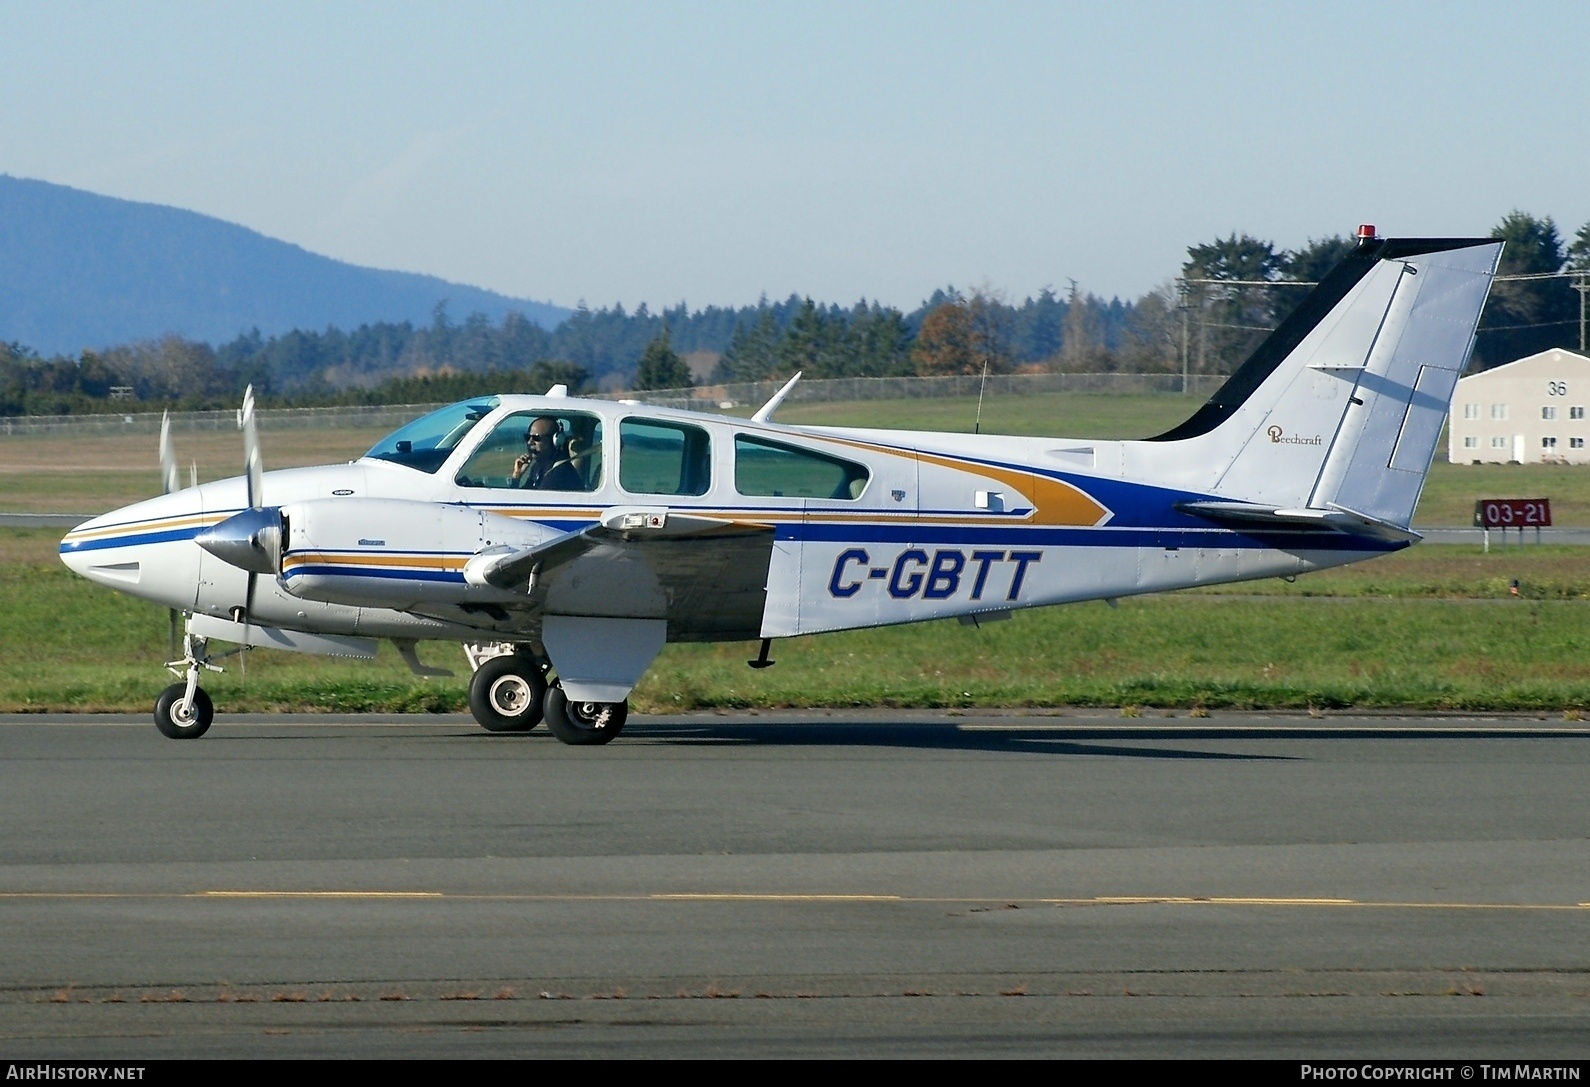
[198,891,444,899]
[652,893,903,902]
[1,891,1588,910]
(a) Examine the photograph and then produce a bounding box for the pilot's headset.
[530,416,569,454]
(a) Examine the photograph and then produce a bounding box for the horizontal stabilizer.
[1177,501,1422,543]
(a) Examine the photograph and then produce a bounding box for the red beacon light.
[1356,223,1378,242]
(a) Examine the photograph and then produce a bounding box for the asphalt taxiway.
[1,709,1587,1058]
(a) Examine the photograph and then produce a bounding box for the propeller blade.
[158,411,180,494]
[238,385,263,509]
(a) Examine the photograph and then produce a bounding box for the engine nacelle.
[278,497,557,608]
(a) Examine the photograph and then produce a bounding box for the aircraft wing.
[462,506,777,641]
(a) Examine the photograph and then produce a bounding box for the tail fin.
[1141,234,1501,530]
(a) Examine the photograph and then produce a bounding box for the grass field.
[5,392,1587,525]
[5,392,1587,714]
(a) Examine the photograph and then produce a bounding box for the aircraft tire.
[469,655,546,732]
[154,683,213,739]
[543,686,627,746]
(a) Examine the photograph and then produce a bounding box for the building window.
[1463,436,1478,449]
[1543,406,1558,420]
[1491,436,1508,449]
[1491,403,1508,420]
[1572,438,1586,449]
[1542,437,1558,449]
[1464,403,1480,419]
[1572,406,1585,420]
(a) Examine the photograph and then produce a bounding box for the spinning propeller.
[193,386,285,625]
[159,411,181,655]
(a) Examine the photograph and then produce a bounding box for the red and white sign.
[1473,499,1552,528]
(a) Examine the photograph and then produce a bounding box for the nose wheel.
[467,653,547,732]
[154,683,213,739]
[543,685,628,745]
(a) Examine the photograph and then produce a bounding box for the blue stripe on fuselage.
[280,565,467,584]
[787,521,1402,553]
[59,526,205,553]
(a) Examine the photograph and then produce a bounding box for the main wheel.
[154,683,213,739]
[468,654,546,732]
[543,685,627,746]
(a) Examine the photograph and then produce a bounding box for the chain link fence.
[0,372,1224,437]
[609,371,1225,412]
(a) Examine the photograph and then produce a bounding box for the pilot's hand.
[511,454,530,478]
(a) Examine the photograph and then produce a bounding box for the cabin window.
[454,411,603,492]
[1572,406,1585,420]
[619,419,711,496]
[1491,403,1508,420]
[1463,403,1480,419]
[1572,438,1585,449]
[1543,406,1558,421]
[1462,436,1478,449]
[1491,436,1507,449]
[734,435,870,499]
[1543,436,1558,449]
[364,398,499,474]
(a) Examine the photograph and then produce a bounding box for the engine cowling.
[277,498,557,608]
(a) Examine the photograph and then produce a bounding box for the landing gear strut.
[543,685,627,746]
[467,651,547,733]
[154,632,222,739]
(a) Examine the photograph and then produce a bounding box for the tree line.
[3,211,1586,416]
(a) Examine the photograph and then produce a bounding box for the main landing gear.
[543,686,627,746]
[463,643,627,745]
[467,650,547,733]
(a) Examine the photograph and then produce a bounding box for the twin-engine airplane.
[60,229,1501,744]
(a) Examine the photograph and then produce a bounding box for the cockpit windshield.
[363,398,499,473]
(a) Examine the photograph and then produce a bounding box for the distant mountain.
[0,176,569,356]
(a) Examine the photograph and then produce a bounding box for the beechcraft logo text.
[1268,426,1322,446]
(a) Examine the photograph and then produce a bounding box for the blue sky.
[2,1,1585,310]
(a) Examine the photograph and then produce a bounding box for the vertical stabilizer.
[1136,235,1501,526]
[1309,241,1501,525]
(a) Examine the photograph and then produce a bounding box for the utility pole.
[1574,273,1590,353]
[1177,279,1190,395]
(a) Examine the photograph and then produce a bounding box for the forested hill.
[0,175,568,355]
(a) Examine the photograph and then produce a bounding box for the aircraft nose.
[57,493,206,605]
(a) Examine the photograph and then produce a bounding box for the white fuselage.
[59,395,1394,648]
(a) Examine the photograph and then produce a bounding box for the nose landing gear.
[154,633,224,739]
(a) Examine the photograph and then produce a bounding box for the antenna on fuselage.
[974,359,990,435]
[751,371,802,424]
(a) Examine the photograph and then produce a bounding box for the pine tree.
[633,328,692,390]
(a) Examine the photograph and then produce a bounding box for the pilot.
[511,417,582,490]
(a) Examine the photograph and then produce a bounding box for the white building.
[1447,348,1590,465]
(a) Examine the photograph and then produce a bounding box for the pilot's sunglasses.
[527,433,551,444]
